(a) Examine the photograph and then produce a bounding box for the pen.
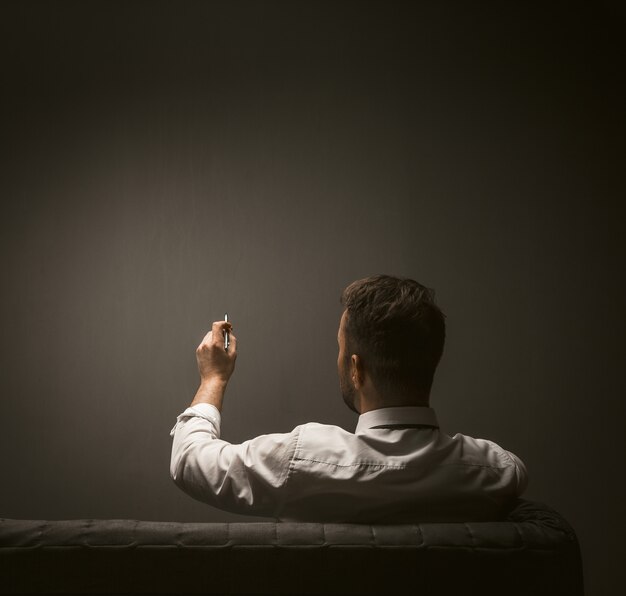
[224,313,230,351]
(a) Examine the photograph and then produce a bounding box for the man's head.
[338,274,446,413]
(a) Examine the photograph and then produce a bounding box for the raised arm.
[169,320,295,518]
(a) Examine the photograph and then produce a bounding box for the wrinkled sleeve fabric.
[507,450,529,495]
[485,437,529,496]
[170,404,297,518]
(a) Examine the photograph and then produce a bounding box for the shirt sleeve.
[170,405,298,518]
[507,450,529,495]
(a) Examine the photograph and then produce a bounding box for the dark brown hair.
[340,274,446,400]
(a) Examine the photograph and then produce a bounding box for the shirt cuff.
[170,403,222,437]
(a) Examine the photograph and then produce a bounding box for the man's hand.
[191,320,237,410]
[196,320,237,384]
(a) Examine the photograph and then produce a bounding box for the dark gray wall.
[1,1,624,594]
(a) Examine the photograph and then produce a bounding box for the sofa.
[0,499,582,595]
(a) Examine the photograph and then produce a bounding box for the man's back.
[282,407,527,522]
[171,404,527,522]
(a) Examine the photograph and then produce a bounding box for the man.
[170,275,528,522]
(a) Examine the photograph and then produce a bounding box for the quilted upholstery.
[0,499,582,595]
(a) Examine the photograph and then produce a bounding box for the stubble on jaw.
[338,310,359,414]
[339,357,359,414]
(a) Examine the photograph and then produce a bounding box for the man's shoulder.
[450,432,522,468]
[288,421,356,452]
[243,422,352,450]
[293,421,354,436]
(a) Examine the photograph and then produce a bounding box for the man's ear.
[351,354,364,389]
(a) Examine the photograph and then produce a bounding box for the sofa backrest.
[0,499,583,595]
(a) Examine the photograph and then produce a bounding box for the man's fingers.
[197,321,230,350]
[197,321,234,350]
[214,320,233,350]
[228,332,237,354]
[212,321,232,339]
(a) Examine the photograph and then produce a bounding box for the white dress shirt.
[170,403,528,522]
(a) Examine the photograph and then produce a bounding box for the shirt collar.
[355,406,439,434]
